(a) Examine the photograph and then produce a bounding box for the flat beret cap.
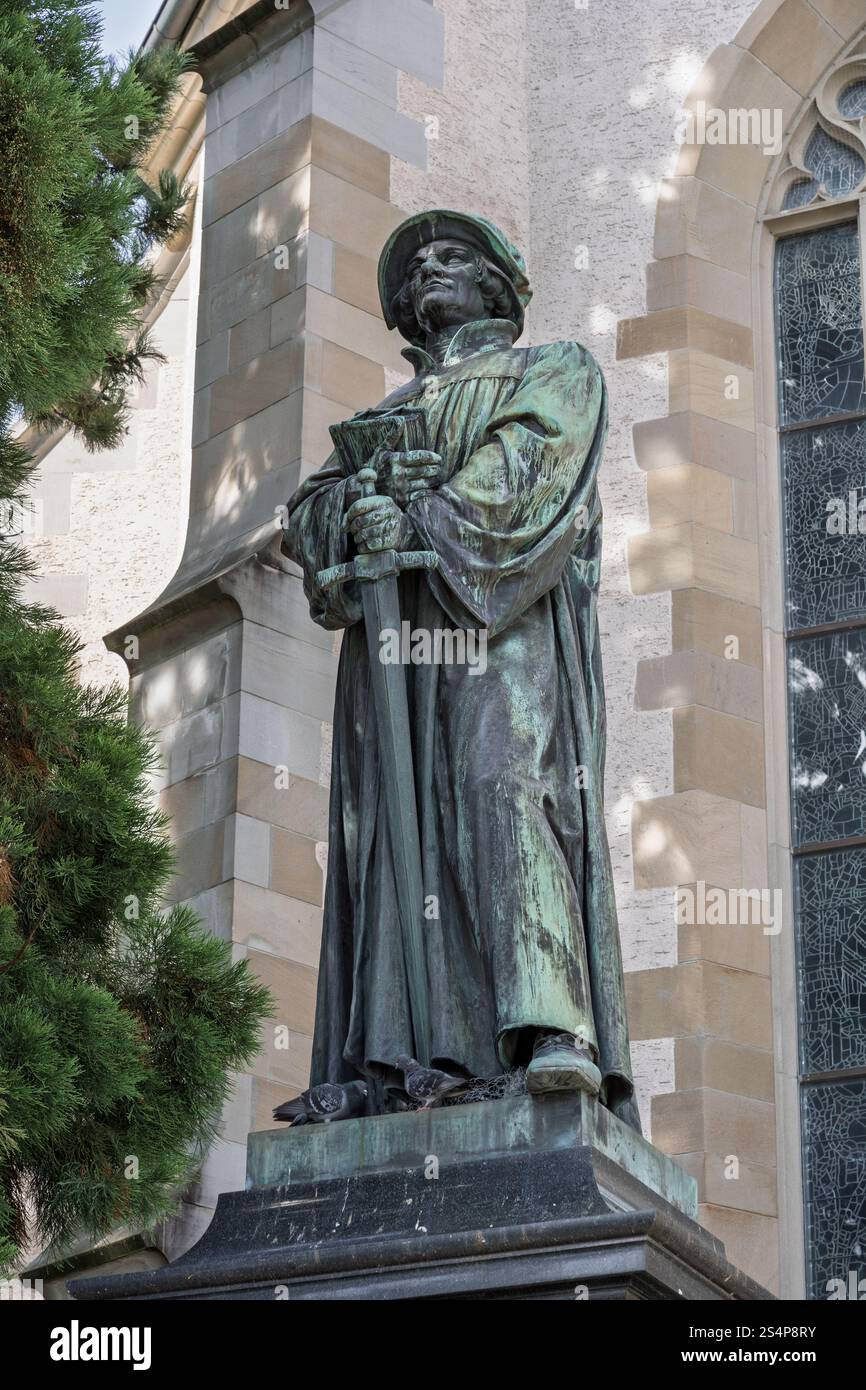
[378,209,532,347]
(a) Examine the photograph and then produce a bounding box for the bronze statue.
[282,210,640,1131]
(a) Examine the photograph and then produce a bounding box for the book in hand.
[328,407,427,477]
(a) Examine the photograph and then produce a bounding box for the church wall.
[611,0,866,1297]
[21,0,864,1295]
[17,215,200,692]
[523,0,759,1136]
[14,0,261,687]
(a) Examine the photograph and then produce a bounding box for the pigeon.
[273,1080,368,1126]
[395,1055,469,1110]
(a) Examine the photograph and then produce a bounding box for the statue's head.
[378,210,532,348]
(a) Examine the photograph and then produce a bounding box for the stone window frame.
[772,53,866,211]
[757,51,866,1302]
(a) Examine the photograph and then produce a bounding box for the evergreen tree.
[0,0,191,450]
[0,454,273,1273]
[0,5,273,1271]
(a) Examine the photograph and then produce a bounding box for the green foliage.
[0,504,273,1261]
[0,7,274,1270]
[0,1,193,450]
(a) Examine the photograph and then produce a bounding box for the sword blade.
[361,575,431,1067]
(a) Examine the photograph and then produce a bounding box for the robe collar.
[401,318,520,376]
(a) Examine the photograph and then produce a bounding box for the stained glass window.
[788,629,866,847]
[802,126,865,199]
[838,79,866,120]
[801,1080,866,1300]
[784,177,819,211]
[782,127,866,209]
[795,850,866,1074]
[782,420,866,629]
[775,223,866,426]
[776,213,866,1298]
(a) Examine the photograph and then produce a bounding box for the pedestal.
[68,1093,770,1300]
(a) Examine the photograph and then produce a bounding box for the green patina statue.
[282,210,640,1132]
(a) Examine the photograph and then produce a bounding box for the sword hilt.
[318,469,437,590]
[316,548,438,592]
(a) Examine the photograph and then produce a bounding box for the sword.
[316,477,438,1067]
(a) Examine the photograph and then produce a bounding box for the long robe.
[283,316,635,1105]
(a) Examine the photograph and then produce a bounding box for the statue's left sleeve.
[405,341,607,637]
[280,452,364,631]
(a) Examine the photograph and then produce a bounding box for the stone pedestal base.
[69,1094,770,1300]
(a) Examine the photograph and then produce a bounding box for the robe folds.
[283,317,635,1104]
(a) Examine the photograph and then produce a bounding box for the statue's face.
[404,238,488,333]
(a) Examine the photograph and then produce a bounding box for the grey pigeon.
[395,1055,468,1109]
[273,1080,368,1126]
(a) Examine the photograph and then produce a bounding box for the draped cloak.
[282,317,635,1105]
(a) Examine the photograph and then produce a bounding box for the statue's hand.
[345,466,379,510]
[378,450,443,509]
[344,494,414,553]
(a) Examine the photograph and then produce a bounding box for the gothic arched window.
[773,57,866,1298]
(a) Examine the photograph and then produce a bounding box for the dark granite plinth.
[68,1095,771,1301]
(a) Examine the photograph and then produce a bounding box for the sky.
[96,0,161,59]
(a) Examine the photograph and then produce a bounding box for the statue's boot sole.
[525,1052,601,1097]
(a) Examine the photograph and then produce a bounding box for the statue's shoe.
[525,1032,601,1096]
